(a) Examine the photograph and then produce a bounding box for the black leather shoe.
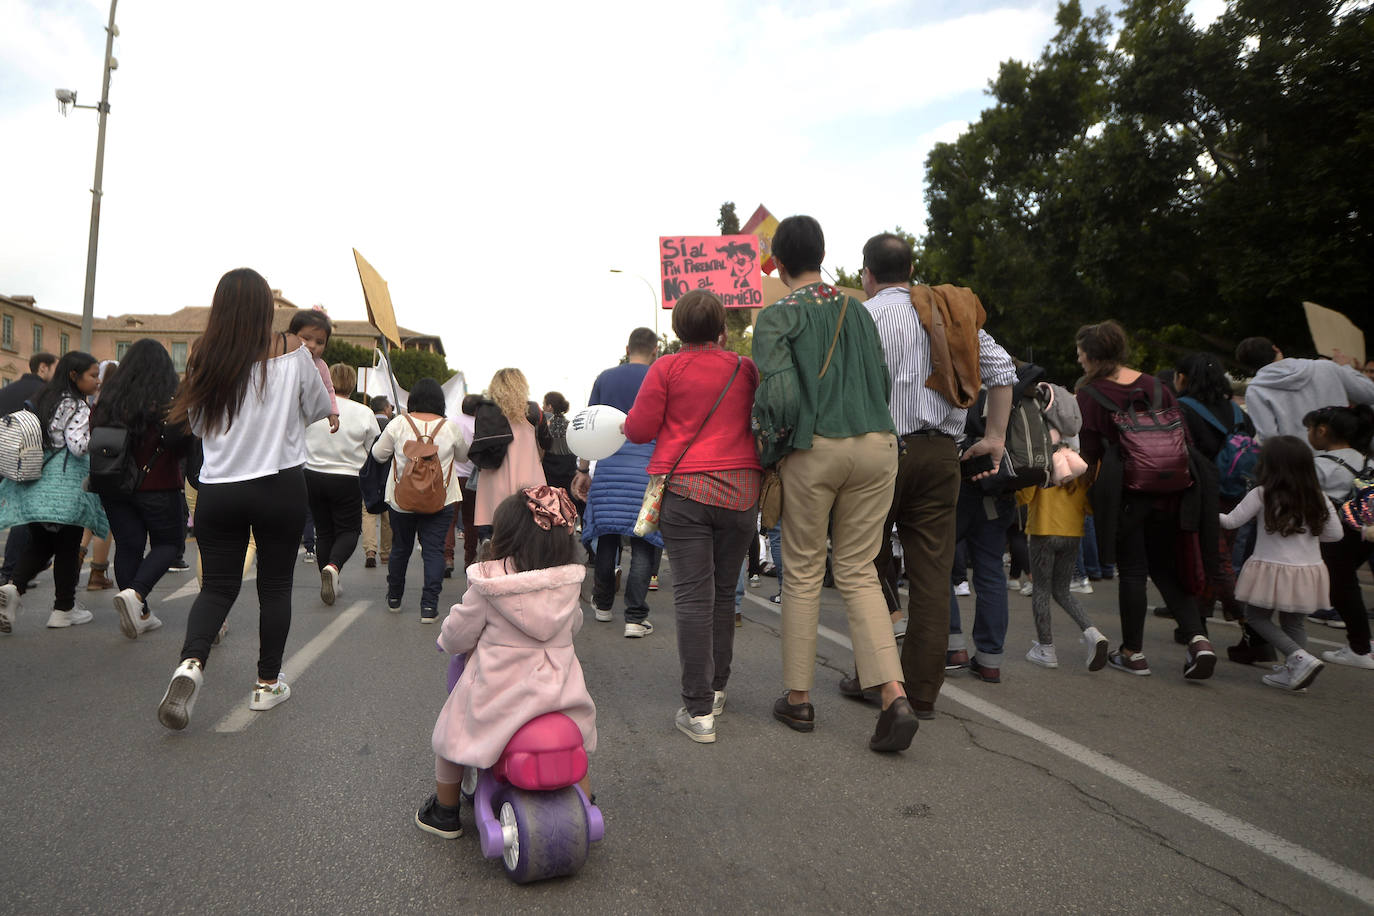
[837,674,878,703]
[773,695,815,732]
[869,697,919,752]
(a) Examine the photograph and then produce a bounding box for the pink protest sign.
[659,235,764,309]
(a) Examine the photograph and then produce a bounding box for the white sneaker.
[320,564,339,606]
[1322,646,1374,669]
[250,675,291,711]
[1026,642,1059,668]
[1082,626,1110,671]
[624,620,654,638]
[749,574,761,588]
[47,606,94,628]
[675,707,716,744]
[136,613,163,634]
[1006,578,1021,591]
[593,607,612,622]
[1070,578,1094,594]
[1287,649,1325,690]
[157,659,204,730]
[0,582,20,634]
[892,616,908,639]
[712,690,726,717]
[113,588,143,639]
[1262,664,1297,691]
[1019,580,1034,597]
[953,581,971,597]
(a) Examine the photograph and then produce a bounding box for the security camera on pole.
[55,0,120,354]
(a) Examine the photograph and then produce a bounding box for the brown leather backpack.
[392,415,452,514]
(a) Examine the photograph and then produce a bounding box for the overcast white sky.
[0,0,1227,409]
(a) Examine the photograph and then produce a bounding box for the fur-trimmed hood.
[463,560,586,643]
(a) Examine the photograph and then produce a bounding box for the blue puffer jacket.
[580,440,662,549]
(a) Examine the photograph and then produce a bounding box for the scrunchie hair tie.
[523,485,578,531]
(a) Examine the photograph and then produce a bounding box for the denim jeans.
[947,485,1014,667]
[388,504,456,611]
[592,533,652,624]
[101,488,186,604]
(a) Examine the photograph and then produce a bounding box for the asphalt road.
[1,542,1371,915]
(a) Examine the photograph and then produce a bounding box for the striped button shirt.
[863,286,1017,441]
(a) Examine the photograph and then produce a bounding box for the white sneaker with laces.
[47,606,94,628]
[675,707,716,743]
[320,564,340,606]
[624,620,654,638]
[250,675,291,711]
[1082,626,1110,670]
[1026,642,1059,668]
[113,588,143,639]
[1262,664,1296,690]
[157,659,203,730]
[0,582,20,634]
[593,607,612,622]
[136,612,163,634]
[712,690,726,716]
[953,581,971,597]
[1322,646,1374,669]
[1006,578,1021,591]
[1019,580,1034,597]
[1070,578,1094,594]
[1287,649,1325,690]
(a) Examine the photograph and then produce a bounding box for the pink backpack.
[1085,379,1192,494]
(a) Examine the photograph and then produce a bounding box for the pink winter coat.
[474,419,546,527]
[432,559,597,769]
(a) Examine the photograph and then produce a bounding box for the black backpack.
[468,400,514,470]
[965,363,1055,492]
[89,424,166,497]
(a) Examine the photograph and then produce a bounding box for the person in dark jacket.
[91,339,191,638]
[0,352,58,584]
[1076,321,1216,680]
[1175,353,1255,612]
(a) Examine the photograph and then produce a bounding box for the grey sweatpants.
[1029,534,1094,645]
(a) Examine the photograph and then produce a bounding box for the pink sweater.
[312,355,338,414]
[624,345,761,475]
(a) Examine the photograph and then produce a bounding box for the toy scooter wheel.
[493,786,589,884]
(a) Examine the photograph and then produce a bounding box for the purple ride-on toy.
[446,653,604,883]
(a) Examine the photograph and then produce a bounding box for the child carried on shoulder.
[415,485,597,839]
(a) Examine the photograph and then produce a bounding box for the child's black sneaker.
[414,794,462,839]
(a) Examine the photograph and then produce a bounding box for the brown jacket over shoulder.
[909,284,987,409]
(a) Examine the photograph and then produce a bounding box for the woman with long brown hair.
[155,268,333,730]
[1075,320,1215,680]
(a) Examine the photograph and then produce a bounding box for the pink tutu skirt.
[1234,559,1330,613]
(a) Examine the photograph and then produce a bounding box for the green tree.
[389,348,455,390]
[916,0,1373,382]
[321,337,373,369]
[717,202,740,234]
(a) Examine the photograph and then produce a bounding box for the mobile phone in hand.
[960,452,995,479]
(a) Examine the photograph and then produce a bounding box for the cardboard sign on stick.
[1304,301,1365,366]
[353,248,401,349]
[659,235,763,309]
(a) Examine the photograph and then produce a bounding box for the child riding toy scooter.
[449,653,604,883]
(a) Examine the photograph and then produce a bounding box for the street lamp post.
[56,0,120,353]
[609,268,660,339]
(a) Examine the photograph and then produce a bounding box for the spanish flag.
[741,204,779,275]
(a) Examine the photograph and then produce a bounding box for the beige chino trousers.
[779,432,901,690]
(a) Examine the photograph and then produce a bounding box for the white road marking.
[161,572,256,604]
[742,591,1374,904]
[212,600,368,733]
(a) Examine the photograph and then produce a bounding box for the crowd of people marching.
[2,216,1373,839]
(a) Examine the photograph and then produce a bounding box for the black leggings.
[1116,496,1206,652]
[305,469,363,572]
[13,523,84,611]
[1323,525,1373,656]
[180,467,307,681]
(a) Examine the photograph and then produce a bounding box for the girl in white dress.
[1220,435,1344,691]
